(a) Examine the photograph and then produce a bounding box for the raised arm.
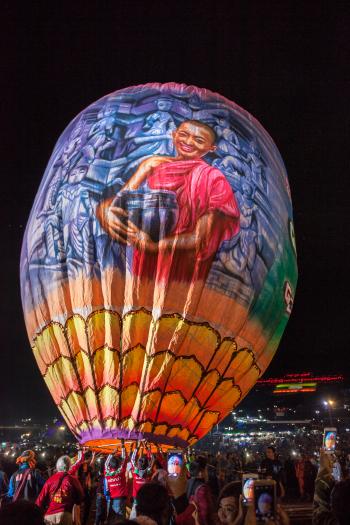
[131,440,141,468]
[69,450,85,476]
[121,438,126,460]
[105,446,119,473]
[105,454,113,472]
[90,451,97,467]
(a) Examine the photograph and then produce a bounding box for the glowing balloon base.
[83,440,181,455]
[21,82,297,450]
[82,440,175,455]
[33,308,259,449]
[81,431,189,452]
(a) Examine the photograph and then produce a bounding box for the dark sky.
[1,1,349,422]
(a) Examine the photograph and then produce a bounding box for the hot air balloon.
[20,83,297,452]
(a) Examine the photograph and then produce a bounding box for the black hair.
[136,482,171,525]
[189,455,207,477]
[219,481,242,502]
[179,120,217,144]
[153,458,163,470]
[138,455,149,471]
[109,456,122,470]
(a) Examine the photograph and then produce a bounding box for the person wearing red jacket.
[36,455,84,525]
[130,442,153,518]
[104,439,128,519]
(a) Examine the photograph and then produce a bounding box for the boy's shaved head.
[181,120,217,144]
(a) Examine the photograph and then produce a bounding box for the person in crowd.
[283,455,299,500]
[295,453,317,501]
[260,447,285,499]
[0,499,45,525]
[303,454,317,501]
[186,456,216,525]
[217,453,229,486]
[313,448,350,525]
[77,452,95,525]
[217,481,244,525]
[65,449,86,525]
[225,455,238,484]
[332,456,342,483]
[136,475,202,525]
[0,461,9,501]
[135,482,172,525]
[151,457,168,487]
[7,450,45,502]
[207,463,220,500]
[345,453,350,479]
[104,439,128,520]
[36,454,85,525]
[43,459,56,479]
[207,454,217,469]
[94,457,108,525]
[130,442,153,518]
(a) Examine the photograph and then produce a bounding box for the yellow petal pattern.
[31,309,260,449]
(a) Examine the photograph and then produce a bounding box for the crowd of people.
[0,438,350,525]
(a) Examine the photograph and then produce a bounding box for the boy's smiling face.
[173,121,216,160]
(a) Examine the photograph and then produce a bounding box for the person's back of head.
[56,455,71,472]
[136,482,171,525]
[97,458,105,476]
[189,455,207,478]
[153,458,163,470]
[331,479,350,525]
[219,481,241,502]
[0,500,45,525]
[138,455,149,471]
[109,455,122,471]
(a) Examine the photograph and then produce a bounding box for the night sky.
[1,2,349,422]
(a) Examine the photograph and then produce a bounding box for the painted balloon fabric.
[21,83,297,450]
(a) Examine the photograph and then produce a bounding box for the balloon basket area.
[82,439,183,454]
[79,427,191,454]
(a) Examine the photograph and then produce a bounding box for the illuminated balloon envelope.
[20,83,297,451]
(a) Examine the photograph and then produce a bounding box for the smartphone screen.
[242,475,258,504]
[323,428,337,452]
[167,451,183,477]
[254,481,276,522]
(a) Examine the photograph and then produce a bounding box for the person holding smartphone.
[313,448,350,525]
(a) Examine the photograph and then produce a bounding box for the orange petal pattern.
[31,308,260,450]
